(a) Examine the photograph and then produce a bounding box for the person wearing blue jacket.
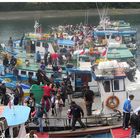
[36,51,41,63]
[123,94,134,130]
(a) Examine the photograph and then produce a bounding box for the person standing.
[0,81,8,105]
[84,86,94,116]
[50,91,56,116]
[66,83,73,104]
[8,37,13,52]
[55,94,63,119]
[3,54,9,74]
[42,83,52,97]
[9,56,17,72]
[41,95,51,117]
[28,93,36,120]
[67,107,72,127]
[137,111,140,137]
[70,101,85,131]
[44,52,48,66]
[15,83,24,104]
[36,51,41,63]
[35,106,44,133]
[40,61,46,74]
[130,111,140,138]
[61,82,67,107]
[123,94,134,130]
[13,66,19,81]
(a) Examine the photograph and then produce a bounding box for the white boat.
[92,60,140,115]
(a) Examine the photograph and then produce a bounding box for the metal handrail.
[29,113,122,131]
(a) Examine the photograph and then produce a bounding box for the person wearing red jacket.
[42,83,52,97]
[41,95,51,116]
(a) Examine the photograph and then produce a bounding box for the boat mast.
[84,9,88,25]
[96,3,108,30]
[34,20,42,34]
[96,3,110,60]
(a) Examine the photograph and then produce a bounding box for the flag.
[102,48,107,56]
[79,50,85,55]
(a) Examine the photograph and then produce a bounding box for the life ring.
[106,96,120,109]
[115,36,121,42]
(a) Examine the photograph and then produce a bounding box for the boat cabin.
[66,63,99,94]
[14,35,55,59]
[92,60,129,114]
[57,39,75,52]
[18,68,37,79]
[93,29,137,47]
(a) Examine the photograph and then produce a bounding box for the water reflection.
[0,13,140,43]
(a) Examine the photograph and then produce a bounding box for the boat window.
[42,42,48,47]
[21,71,26,75]
[59,45,63,48]
[28,72,33,76]
[112,79,125,92]
[103,80,110,92]
[36,41,40,47]
[113,80,119,90]
[76,72,92,83]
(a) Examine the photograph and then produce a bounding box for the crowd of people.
[0,27,139,138]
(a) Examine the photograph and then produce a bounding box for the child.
[55,94,63,119]
[67,108,72,126]
[51,91,56,116]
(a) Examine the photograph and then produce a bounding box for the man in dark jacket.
[84,85,94,116]
[8,37,13,52]
[0,81,8,105]
[10,56,17,71]
[67,83,73,104]
[130,110,140,138]
[3,55,9,74]
[70,101,85,131]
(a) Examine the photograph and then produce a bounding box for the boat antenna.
[96,3,102,22]
[34,19,42,34]
[104,33,112,60]
[96,3,109,30]
[84,9,89,25]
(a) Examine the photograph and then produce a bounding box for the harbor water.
[0,12,140,43]
[0,11,140,68]
[0,10,140,138]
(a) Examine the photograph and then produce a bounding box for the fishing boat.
[0,15,139,137]
[94,22,137,56]
[13,20,55,60]
[57,39,75,53]
[66,61,99,95]
[91,59,140,114]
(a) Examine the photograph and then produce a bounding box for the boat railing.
[29,113,122,131]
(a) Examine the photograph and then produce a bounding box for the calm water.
[1,13,140,43]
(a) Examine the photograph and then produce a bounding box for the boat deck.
[28,96,122,133]
[48,123,122,138]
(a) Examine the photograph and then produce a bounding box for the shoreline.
[0,9,139,20]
